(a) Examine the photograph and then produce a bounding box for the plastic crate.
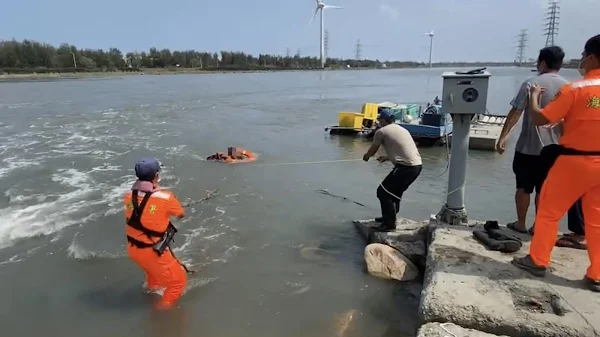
[338,112,364,129]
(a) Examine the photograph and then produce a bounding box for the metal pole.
[437,113,470,225]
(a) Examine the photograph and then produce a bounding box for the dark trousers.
[567,198,585,236]
[377,164,422,228]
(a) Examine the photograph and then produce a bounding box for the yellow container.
[361,103,379,121]
[338,112,364,129]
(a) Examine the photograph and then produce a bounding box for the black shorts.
[512,151,543,194]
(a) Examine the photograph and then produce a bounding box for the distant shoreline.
[0,64,555,81]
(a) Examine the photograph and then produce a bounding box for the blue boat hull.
[397,122,453,140]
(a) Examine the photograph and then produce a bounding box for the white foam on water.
[0,157,41,178]
[142,277,219,296]
[204,233,226,240]
[67,239,125,260]
[0,168,103,249]
[0,254,23,266]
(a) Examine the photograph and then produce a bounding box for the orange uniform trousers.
[127,245,187,308]
[531,155,600,280]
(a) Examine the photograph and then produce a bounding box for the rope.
[317,189,374,209]
[250,159,362,167]
[439,323,458,337]
[181,177,226,208]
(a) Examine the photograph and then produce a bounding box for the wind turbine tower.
[426,30,434,68]
[324,29,329,60]
[544,1,560,47]
[311,0,342,69]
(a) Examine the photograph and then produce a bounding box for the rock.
[353,218,429,270]
[417,322,508,337]
[419,225,600,337]
[364,243,419,282]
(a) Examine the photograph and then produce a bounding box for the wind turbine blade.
[309,7,319,24]
[324,5,343,9]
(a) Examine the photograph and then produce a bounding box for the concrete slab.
[419,225,600,337]
[353,218,428,269]
[417,322,508,337]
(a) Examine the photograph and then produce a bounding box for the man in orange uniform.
[512,35,600,292]
[125,157,187,308]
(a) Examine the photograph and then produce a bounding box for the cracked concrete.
[419,224,600,337]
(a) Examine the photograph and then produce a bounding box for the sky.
[1,0,598,62]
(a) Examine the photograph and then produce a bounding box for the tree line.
[0,38,522,74]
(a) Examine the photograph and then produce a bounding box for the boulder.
[353,218,428,269]
[364,243,419,282]
[417,322,508,337]
[419,225,600,337]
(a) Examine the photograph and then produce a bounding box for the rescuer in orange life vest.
[512,34,600,292]
[125,157,187,309]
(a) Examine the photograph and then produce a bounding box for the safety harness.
[126,190,166,249]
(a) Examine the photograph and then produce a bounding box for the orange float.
[206,147,256,164]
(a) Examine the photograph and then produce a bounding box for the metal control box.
[441,69,491,115]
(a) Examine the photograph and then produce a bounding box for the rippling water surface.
[0,68,581,337]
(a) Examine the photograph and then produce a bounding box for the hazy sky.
[1,0,597,62]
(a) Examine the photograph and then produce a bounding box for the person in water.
[512,34,600,292]
[362,109,423,231]
[124,157,187,309]
[207,147,255,162]
[496,46,568,234]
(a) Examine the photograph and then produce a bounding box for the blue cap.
[378,108,395,122]
[135,157,161,181]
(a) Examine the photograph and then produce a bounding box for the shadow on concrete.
[431,244,588,291]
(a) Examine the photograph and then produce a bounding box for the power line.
[544,0,560,47]
[515,29,528,65]
[355,38,362,60]
[324,29,329,60]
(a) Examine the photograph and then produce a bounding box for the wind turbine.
[310,0,342,69]
[425,29,434,68]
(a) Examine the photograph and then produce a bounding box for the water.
[0,68,582,337]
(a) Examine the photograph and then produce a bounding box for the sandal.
[511,255,547,277]
[584,276,600,293]
[507,221,529,234]
[556,235,587,250]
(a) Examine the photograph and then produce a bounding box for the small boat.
[325,99,453,147]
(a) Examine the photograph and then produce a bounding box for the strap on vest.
[561,147,600,156]
[126,190,165,240]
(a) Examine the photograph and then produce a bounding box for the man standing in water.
[363,109,423,231]
[496,46,568,234]
[125,157,187,309]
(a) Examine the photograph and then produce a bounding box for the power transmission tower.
[324,29,329,60]
[354,39,362,60]
[515,29,528,65]
[544,1,560,47]
[286,48,290,58]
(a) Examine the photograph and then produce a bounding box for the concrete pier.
[353,218,600,337]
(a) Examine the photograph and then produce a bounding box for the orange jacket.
[124,189,184,245]
[540,69,600,152]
